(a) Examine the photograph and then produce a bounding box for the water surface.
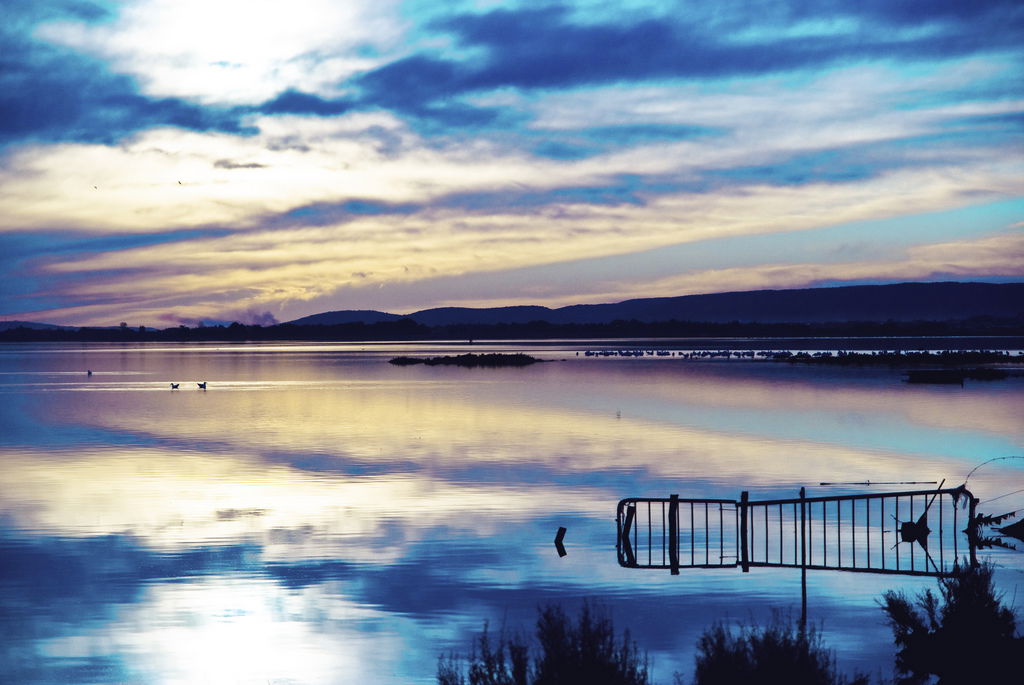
[1,341,1022,683]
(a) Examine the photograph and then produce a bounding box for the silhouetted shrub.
[438,602,649,685]
[533,603,648,685]
[880,563,1023,684]
[682,615,866,685]
[443,566,1022,685]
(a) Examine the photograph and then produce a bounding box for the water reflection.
[0,342,1021,683]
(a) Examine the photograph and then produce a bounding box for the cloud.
[4,1,1021,151]
[5,59,1019,237]
[37,0,402,105]
[0,113,621,234]
[212,159,267,170]
[352,2,1024,113]
[13,155,1019,326]
[847,0,1022,28]
[0,3,249,146]
[0,45,246,146]
[256,90,352,116]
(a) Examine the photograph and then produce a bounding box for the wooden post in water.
[740,491,750,573]
[669,494,679,575]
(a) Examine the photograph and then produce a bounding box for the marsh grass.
[681,613,868,685]
[441,566,1021,684]
[438,602,649,685]
[881,563,1022,684]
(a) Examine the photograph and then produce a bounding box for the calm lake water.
[1,340,1022,683]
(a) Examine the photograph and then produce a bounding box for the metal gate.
[617,486,976,577]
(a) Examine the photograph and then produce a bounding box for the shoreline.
[3,334,1023,351]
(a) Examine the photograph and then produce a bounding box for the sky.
[1,0,1022,327]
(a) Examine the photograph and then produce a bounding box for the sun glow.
[37,0,401,104]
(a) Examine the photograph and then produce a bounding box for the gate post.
[740,491,749,572]
[669,494,679,575]
[799,487,807,633]
[799,487,807,569]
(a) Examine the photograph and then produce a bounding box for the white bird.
[197,381,207,390]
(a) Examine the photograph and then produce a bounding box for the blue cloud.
[439,177,652,211]
[256,90,352,116]
[354,56,506,127]
[582,124,723,146]
[529,124,725,160]
[354,3,1023,115]
[942,110,1024,135]
[0,229,230,266]
[246,174,688,227]
[0,229,232,318]
[359,55,465,108]
[6,0,114,26]
[530,140,599,161]
[0,2,249,146]
[849,0,1022,26]
[712,149,880,186]
[274,200,421,227]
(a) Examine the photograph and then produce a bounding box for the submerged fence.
[616,486,976,577]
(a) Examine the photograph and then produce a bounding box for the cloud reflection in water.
[1,345,1022,682]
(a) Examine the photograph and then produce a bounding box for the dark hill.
[397,282,1023,326]
[407,305,554,327]
[549,282,1024,324]
[287,309,401,326]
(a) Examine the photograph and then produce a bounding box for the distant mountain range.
[5,282,1021,334]
[287,282,1024,327]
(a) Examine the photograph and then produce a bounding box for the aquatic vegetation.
[438,602,649,685]
[880,563,1023,684]
[682,615,867,685]
[441,564,1024,685]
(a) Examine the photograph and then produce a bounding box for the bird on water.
[170,383,179,389]
[197,381,207,390]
